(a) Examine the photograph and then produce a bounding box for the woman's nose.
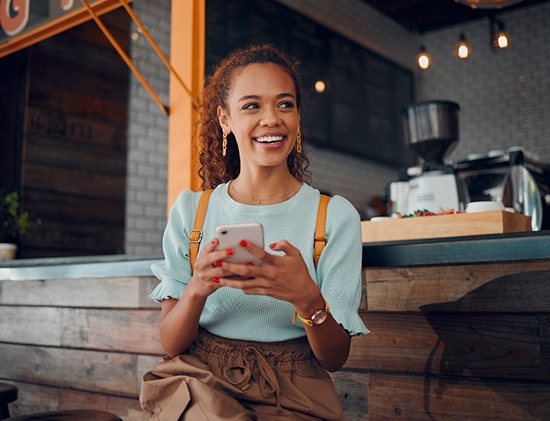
[260,107,282,126]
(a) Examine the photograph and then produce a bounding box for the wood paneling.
[17,8,130,258]
[366,373,550,421]
[347,313,545,381]
[8,382,145,421]
[366,260,550,312]
[0,276,160,308]
[2,259,549,418]
[0,275,161,419]
[346,259,550,419]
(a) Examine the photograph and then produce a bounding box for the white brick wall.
[124,0,550,254]
[417,3,550,163]
[125,0,171,255]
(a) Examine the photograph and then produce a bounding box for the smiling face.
[218,63,300,174]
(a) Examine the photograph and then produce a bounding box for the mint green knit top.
[150,182,369,342]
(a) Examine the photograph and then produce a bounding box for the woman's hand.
[159,237,234,357]
[185,238,236,298]
[215,239,351,372]
[215,239,321,311]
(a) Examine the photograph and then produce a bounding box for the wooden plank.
[0,307,63,347]
[29,52,129,102]
[367,372,550,420]
[8,381,146,420]
[61,309,163,354]
[366,261,550,312]
[25,130,127,169]
[23,189,125,226]
[0,307,163,355]
[23,162,125,199]
[26,107,126,149]
[0,343,140,397]
[0,277,160,308]
[20,219,125,256]
[346,313,545,381]
[330,371,369,421]
[362,211,532,242]
[28,82,128,125]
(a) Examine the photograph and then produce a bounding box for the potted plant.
[0,191,39,260]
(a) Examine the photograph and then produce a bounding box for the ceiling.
[359,0,550,33]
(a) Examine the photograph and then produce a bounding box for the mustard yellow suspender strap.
[314,194,331,266]
[188,190,330,272]
[189,189,213,272]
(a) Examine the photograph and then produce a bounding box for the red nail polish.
[240,240,247,247]
[215,261,222,267]
[212,278,220,284]
[211,239,217,245]
[246,262,254,266]
[226,249,234,256]
[269,243,276,249]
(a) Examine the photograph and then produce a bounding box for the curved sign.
[0,0,128,58]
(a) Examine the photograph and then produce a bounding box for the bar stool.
[5,409,122,420]
[0,382,18,420]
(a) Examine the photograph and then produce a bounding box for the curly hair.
[198,44,311,190]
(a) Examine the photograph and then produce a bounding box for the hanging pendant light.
[454,33,472,59]
[416,45,432,70]
[456,0,523,9]
[494,29,510,48]
[491,17,511,48]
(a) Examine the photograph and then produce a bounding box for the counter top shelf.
[363,230,550,268]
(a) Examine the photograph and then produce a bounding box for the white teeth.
[255,136,283,143]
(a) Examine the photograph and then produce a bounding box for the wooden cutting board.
[361,211,532,243]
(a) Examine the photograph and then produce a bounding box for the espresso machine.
[389,101,469,215]
[454,148,550,231]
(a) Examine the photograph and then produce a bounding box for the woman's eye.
[279,101,295,110]
[242,103,259,110]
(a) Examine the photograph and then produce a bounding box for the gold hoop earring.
[296,128,302,154]
[222,130,228,157]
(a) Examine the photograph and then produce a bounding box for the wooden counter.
[1,232,549,420]
[336,230,550,420]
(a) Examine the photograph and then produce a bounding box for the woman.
[140,44,368,420]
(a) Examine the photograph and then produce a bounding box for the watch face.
[312,311,328,325]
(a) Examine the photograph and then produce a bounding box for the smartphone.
[216,223,264,267]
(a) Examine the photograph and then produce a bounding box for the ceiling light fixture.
[456,0,523,9]
[454,33,472,59]
[314,80,326,93]
[490,17,511,48]
[416,46,432,70]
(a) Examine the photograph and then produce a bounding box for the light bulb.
[314,80,326,93]
[415,45,431,70]
[455,34,472,59]
[416,52,431,70]
[494,31,510,48]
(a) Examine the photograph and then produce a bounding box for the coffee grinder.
[390,101,468,214]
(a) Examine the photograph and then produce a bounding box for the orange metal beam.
[117,0,199,110]
[166,0,205,210]
[80,0,168,115]
[0,0,125,58]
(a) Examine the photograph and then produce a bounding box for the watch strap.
[293,298,330,326]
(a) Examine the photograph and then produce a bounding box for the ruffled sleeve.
[317,195,369,337]
[148,190,201,303]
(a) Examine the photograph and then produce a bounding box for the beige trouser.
[140,329,345,421]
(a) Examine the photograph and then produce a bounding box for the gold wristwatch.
[294,299,330,327]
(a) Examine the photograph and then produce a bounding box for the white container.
[0,243,17,261]
[466,201,505,213]
[370,216,392,222]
